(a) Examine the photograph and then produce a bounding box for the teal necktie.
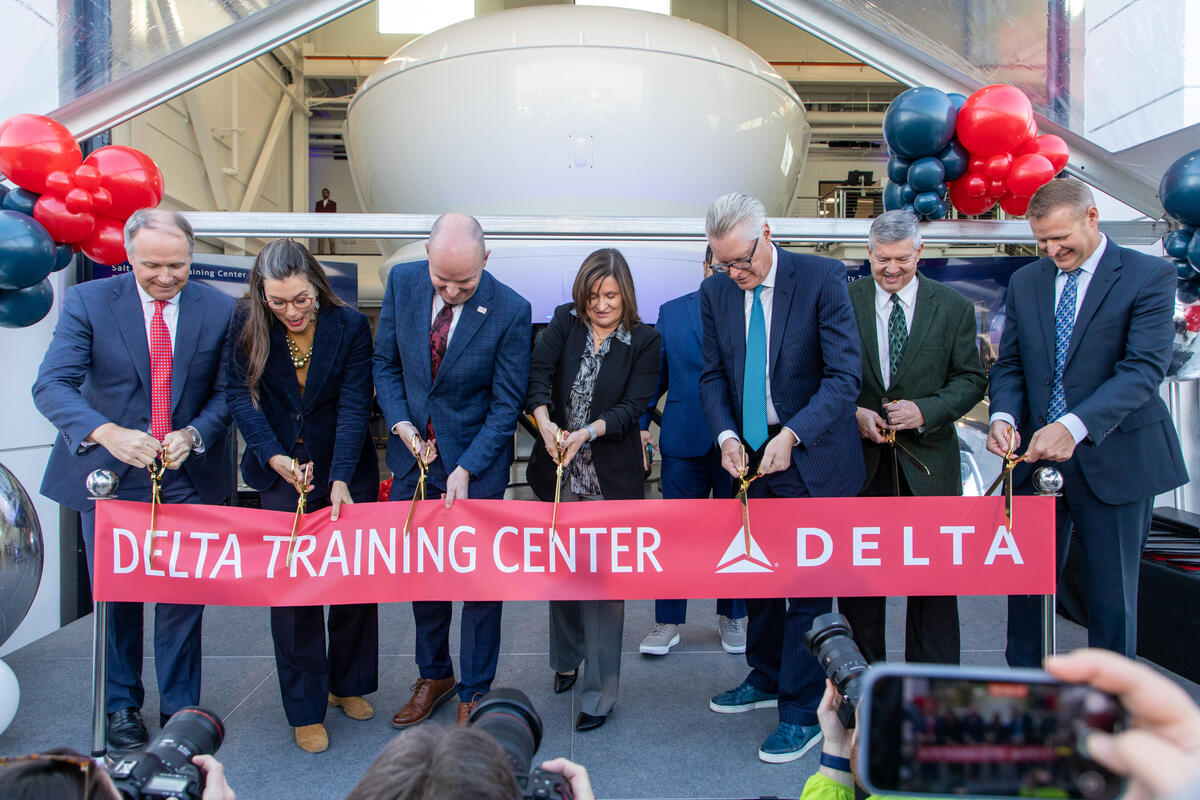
[888,294,908,387]
[742,285,768,450]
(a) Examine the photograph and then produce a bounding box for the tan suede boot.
[295,723,329,753]
[328,693,374,721]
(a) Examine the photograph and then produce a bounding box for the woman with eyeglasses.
[225,239,379,753]
[526,247,661,733]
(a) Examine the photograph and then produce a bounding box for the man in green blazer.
[839,210,987,664]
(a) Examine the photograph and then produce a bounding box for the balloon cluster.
[1160,149,1200,318]
[883,85,1069,219]
[0,113,164,328]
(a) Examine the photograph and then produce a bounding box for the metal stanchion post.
[86,469,119,760]
[1033,467,1063,662]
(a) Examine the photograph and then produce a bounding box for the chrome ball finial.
[1032,467,1064,496]
[86,469,119,500]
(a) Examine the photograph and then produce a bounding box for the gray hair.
[869,209,922,250]
[428,212,486,261]
[706,192,767,241]
[1027,179,1095,220]
[124,208,195,256]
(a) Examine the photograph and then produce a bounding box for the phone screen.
[863,668,1126,800]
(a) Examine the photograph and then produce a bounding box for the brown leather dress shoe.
[391,676,457,728]
[457,693,484,727]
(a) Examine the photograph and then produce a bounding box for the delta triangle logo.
[715,527,775,573]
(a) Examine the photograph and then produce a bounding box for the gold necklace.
[285,330,313,368]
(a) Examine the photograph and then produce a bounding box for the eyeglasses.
[0,753,100,799]
[710,239,759,274]
[262,292,316,311]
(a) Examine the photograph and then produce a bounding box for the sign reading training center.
[93,497,1055,606]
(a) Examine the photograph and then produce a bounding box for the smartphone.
[858,663,1127,800]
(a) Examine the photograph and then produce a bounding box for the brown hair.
[571,247,640,329]
[238,239,345,407]
[1027,178,1095,220]
[344,726,521,800]
[0,749,116,800]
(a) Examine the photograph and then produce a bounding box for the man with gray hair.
[839,209,986,665]
[33,208,235,751]
[699,192,864,762]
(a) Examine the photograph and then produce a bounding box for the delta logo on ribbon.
[92,496,1055,606]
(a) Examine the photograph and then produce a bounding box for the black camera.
[468,688,575,800]
[108,707,225,799]
[803,612,869,729]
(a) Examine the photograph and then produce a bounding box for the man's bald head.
[425,212,489,305]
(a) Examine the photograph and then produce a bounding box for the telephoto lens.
[468,688,575,800]
[107,707,225,799]
[803,612,870,729]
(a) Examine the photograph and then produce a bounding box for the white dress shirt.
[990,234,1109,444]
[431,293,465,345]
[135,280,179,348]
[874,274,918,388]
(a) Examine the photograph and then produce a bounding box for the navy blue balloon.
[1165,230,1193,260]
[53,243,74,272]
[883,87,958,159]
[0,278,53,328]
[938,140,970,181]
[0,185,7,205]
[1160,149,1200,227]
[948,92,968,112]
[1189,231,1200,269]
[1177,260,1199,280]
[901,184,917,203]
[1179,278,1200,305]
[0,210,56,290]
[908,157,946,193]
[1,188,38,217]
[913,191,943,217]
[935,182,948,198]
[887,156,911,185]
[925,198,948,220]
[901,203,917,214]
[883,181,904,211]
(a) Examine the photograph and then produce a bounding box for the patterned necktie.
[888,293,908,387]
[742,285,768,451]
[149,299,172,440]
[1048,270,1079,422]
[427,302,454,441]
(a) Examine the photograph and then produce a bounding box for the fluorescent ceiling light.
[378,0,474,34]
[575,0,671,13]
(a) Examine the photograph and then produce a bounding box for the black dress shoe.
[575,712,606,732]
[107,708,149,750]
[553,670,577,694]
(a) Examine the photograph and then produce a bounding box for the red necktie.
[150,299,173,440]
[426,303,454,441]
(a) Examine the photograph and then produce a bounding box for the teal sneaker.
[758,722,823,763]
[708,680,778,713]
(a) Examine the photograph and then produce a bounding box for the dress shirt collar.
[873,273,919,314]
[1057,233,1107,280]
[134,279,181,308]
[749,243,778,294]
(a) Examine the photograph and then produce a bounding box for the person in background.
[225,238,379,753]
[526,247,661,733]
[32,209,235,752]
[314,188,337,255]
[639,244,747,657]
[374,213,531,728]
[840,209,986,665]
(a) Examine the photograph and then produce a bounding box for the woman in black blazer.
[226,239,379,753]
[526,248,661,732]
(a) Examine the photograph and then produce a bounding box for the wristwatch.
[185,426,203,451]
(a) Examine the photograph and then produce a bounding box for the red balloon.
[32,193,95,243]
[999,192,1031,216]
[969,157,986,172]
[80,216,128,265]
[1017,133,1069,173]
[1185,304,1200,333]
[1007,153,1056,198]
[73,164,102,192]
[989,178,1007,197]
[0,114,82,193]
[83,146,164,220]
[91,187,113,216]
[956,85,1035,157]
[963,171,989,198]
[949,178,998,216]
[44,170,73,195]
[64,187,93,215]
[984,153,1013,179]
[1025,115,1039,141]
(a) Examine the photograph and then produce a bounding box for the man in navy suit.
[33,209,235,750]
[988,179,1187,667]
[699,192,864,762]
[638,246,747,657]
[374,213,531,726]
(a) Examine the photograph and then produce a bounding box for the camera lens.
[147,707,225,772]
[804,613,869,727]
[467,688,543,777]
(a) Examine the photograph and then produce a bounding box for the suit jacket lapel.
[171,285,204,412]
[412,273,435,389]
[685,291,701,347]
[1034,260,1058,370]
[890,275,936,387]
[302,306,343,409]
[850,278,884,390]
[722,277,746,396]
[113,276,152,402]
[267,323,302,412]
[434,275,492,387]
[769,248,794,374]
[1064,244,1120,367]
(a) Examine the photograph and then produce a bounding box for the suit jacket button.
[295,414,302,421]
[1045,379,1052,386]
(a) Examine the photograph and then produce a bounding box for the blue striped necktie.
[742,285,768,450]
[1048,270,1079,422]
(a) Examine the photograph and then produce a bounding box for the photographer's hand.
[1046,648,1200,800]
[541,757,596,800]
[192,755,236,800]
[817,680,854,788]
